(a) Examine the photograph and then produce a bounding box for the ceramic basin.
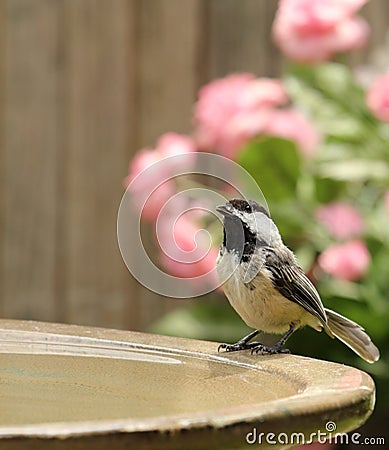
[0,320,376,449]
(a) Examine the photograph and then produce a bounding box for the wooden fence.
[1,0,388,331]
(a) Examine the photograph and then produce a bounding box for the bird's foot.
[218,341,261,353]
[250,344,291,355]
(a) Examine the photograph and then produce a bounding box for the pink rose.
[156,133,196,169]
[366,73,389,122]
[318,239,370,281]
[316,202,364,239]
[194,74,288,158]
[272,0,369,63]
[124,133,196,222]
[263,108,320,157]
[158,213,219,283]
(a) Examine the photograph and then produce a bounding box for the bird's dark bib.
[223,216,258,262]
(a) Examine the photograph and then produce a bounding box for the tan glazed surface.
[0,320,376,450]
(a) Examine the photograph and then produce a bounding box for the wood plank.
[341,0,389,65]
[362,0,389,58]
[2,0,61,320]
[137,0,202,145]
[0,0,5,316]
[64,0,137,328]
[207,0,282,79]
[135,0,204,327]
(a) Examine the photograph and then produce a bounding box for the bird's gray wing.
[264,247,327,325]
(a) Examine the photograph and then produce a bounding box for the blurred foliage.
[151,63,389,410]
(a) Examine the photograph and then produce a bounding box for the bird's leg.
[251,323,297,355]
[218,330,260,352]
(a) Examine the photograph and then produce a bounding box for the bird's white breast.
[217,250,314,334]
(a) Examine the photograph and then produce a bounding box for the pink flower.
[124,133,196,222]
[316,202,364,239]
[272,0,369,63]
[156,133,196,169]
[194,74,288,158]
[263,108,320,157]
[366,73,389,122]
[194,73,319,158]
[157,213,219,283]
[318,239,370,281]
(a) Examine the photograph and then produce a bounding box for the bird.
[216,198,380,363]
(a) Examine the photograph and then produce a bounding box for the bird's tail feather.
[325,308,380,364]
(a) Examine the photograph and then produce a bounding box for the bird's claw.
[218,343,241,352]
[218,341,261,353]
[218,342,248,352]
[251,344,291,355]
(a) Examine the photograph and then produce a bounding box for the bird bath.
[0,320,375,449]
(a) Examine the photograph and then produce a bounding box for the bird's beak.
[216,204,233,216]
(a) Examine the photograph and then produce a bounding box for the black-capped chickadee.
[216,198,380,363]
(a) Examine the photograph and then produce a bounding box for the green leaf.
[319,160,389,181]
[149,297,251,342]
[284,62,377,143]
[319,278,362,301]
[287,62,367,113]
[310,63,363,104]
[294,244,316,272]
[285,76,365,141]
[314,177,347,203]
[238,137,301,204]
